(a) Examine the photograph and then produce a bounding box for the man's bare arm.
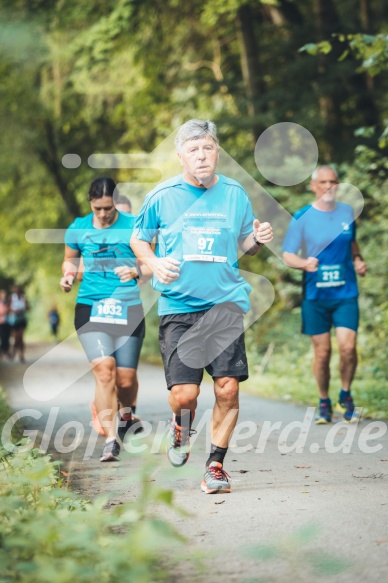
[351,241,367,277]
[283,251,319,272]
[130,235,181,285]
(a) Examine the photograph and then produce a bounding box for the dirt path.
[1,342,388,582]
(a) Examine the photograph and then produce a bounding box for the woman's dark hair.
[88,177,118,201]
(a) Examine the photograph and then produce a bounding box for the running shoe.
[117,413,144,440]
[201,461,231,494]
[100,439,120,462]
[166,416,196,467]
[315,399,332,424]
[335,395,360,423]
[90,401,105,436]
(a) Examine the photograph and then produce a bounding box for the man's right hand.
[303,257,319,272]
[150,257,181,284]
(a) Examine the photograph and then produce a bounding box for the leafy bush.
[0,387,23,447]
[0,447,186,583]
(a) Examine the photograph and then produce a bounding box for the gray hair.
[311,165,338,181]
[175,119,219,152]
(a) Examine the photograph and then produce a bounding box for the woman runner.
[60,177,149,461]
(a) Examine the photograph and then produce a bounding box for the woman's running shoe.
[117,413,144,440]
[100,439,120,462]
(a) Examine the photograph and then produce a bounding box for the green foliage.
[300,32,388,76]
[339,146,388,416]
[0,446,187,583]
[339,33,388,76]
[301,41,333,56]
[0,388,24,449]
[0,386,192,581]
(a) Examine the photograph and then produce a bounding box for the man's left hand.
[253,219,273,245]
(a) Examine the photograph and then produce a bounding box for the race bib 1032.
[90,298,128,325]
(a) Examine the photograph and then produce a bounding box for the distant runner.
[131,119,273,493]
[9,285,29,363]
[282,166,367,423]
[0,289,11,358]
[60,177,150,461]
[48,306,60,340]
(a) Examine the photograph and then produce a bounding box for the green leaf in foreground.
[0,445,191,582]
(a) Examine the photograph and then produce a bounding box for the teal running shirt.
[65,212,141,306]
[134,174,256,315]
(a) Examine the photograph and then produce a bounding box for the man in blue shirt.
[282,166,367,423]
[131,119,273,494]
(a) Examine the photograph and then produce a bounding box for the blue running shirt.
[134,174,256,315]
[282,202,358,300]
[65,212,141,306]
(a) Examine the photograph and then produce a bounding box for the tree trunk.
[236,3,265,143]
[38,120,82,219]
[360,0,372,31]
[359,0,375,90]
[313,0,345,159]
[263,0,304,28]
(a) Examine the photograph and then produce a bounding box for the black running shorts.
[159,302,248,390]
[74,303,145,337]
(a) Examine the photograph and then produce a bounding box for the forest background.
[0,0,387,416]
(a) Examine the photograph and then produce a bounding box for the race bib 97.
[182,226,229,262]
